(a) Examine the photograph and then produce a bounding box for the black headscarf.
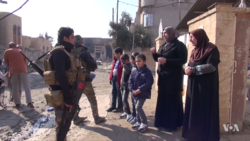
[163,26,179,43]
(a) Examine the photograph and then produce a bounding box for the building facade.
[0,12,22,48]
[135,0,196,43]
[0,12,51,61]
[82,37,112,61]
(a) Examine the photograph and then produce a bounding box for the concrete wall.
[0,12,22,47]
[22,36,31,48]
[123,47,156,72]
[30,37,51,53]
[187,7,250,133]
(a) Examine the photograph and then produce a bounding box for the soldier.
[43,27,83,140]
[74,35,106,124]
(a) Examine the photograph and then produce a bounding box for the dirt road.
[1,65,250,141]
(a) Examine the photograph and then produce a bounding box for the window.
[13,25,17,43]
[47,47,49,52]
[18,26,21,44]
[144,14,153,27]
[43,46,45,52]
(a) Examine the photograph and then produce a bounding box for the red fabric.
[109,57,123,87]
[4,48,27,77]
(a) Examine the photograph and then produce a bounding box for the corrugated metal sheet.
[176,0,249,31]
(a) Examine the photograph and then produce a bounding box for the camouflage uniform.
[74,35,105,123]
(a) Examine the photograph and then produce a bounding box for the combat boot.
[94,116,106,124]
[73,116,87,125]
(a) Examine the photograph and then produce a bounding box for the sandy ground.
[0,63,250,141]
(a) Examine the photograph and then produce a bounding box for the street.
[0,66,250,141]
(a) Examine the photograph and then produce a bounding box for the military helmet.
[75,35,83,43]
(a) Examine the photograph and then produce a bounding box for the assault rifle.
[57,79,85,141]
[19,51,44,77]
[27,51,50,67]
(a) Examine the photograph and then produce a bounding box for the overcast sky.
[0,0,138,44]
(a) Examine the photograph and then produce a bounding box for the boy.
[119,54,132,119]
[107,47,123,112]
[129,54,154,133]
[127,52,139,124]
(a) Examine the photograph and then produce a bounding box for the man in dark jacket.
[49,27,76,140]
[74,35,106,124]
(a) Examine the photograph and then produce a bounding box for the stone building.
[0,12,51,61]
[82,37,112,61]
[135,0,196,45]
[0,12,22,47]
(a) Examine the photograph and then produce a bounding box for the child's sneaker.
[127,115,133,122]
[138,123,148,133]
[132,122,140,130]
[130,117,136,124]
[120,112,127,119]
[126,115,133,121]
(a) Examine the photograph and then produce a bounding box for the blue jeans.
[131,92,136,117]
[111,76,123,109]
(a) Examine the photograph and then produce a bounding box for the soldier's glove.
[109,80,112,85]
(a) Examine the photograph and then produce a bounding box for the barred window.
[144,14,153,27]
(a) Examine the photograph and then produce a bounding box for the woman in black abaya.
[182,28,220,141]
[150,26,187,131]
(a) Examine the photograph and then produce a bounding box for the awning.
[176,0,250,31]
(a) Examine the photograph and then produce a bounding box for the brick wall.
[187,7,250,132]
[188,8,233,133]
[123,48,156,72]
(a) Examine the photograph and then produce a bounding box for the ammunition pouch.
[44,90,64,108]
[77,70,86,81]
[43,70,77,86]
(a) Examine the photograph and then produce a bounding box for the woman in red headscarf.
[182,29,220,141]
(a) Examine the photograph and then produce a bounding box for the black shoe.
[16,104,21,109]
[106,107,115,112]
[112,108,123,113]
[27,103,34,108]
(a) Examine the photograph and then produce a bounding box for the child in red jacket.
[107,47,124,112]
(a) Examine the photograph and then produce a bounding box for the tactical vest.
[74,47,89,79]
[43,46,81,86]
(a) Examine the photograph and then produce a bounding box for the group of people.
[107,47,154,133]
[1,26,220,140]
[2,43,34,109]
[107,26,220,141]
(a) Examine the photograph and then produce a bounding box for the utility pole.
[178,0,181,22]
[115,0,119,48]
[112,8,114,22]
[132,24,135,52]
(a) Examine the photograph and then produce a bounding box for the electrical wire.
[0,0,29,22]
[119,1,138,7]
[119,1,194,8]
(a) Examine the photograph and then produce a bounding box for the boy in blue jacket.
[129,54,154,133]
